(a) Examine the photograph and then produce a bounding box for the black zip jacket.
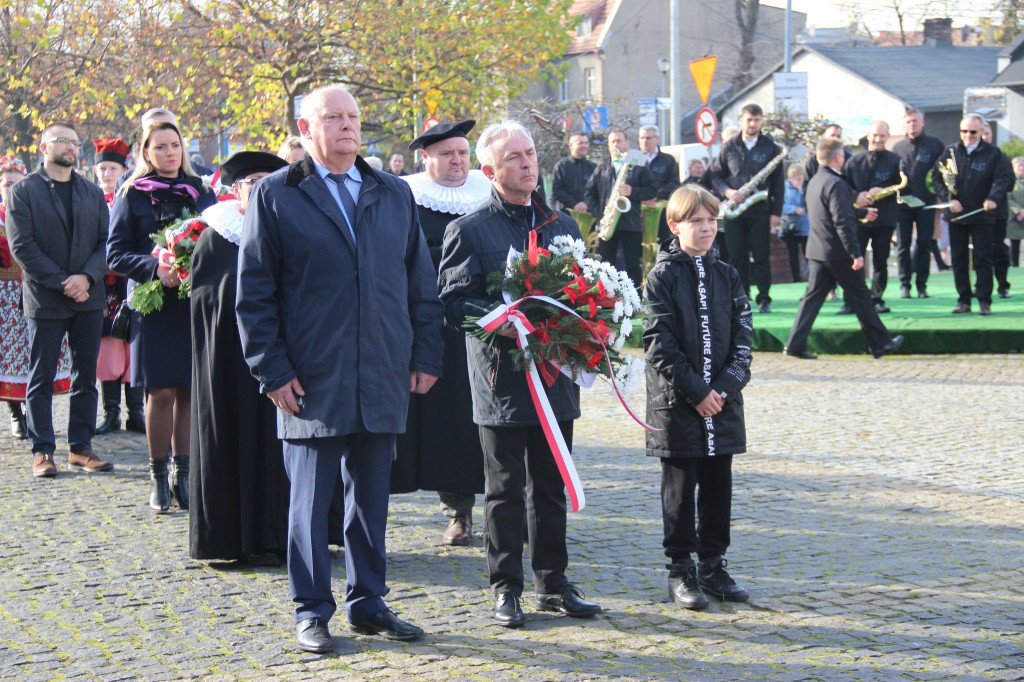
[438,188,581,426]
[892,133,945,204]
[710,133,785,216]
[550,156,596,211]
[647,150,681,200]
[643,240,751,459]
[993,149,1012,221]
[843,149,902,227]
[806,166,861,261]
[585,160,656,233]
[930,140,1015,225]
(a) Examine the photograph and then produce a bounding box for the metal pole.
[784,0,793,73]
[669,0,679,145]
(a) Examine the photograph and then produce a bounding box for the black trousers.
[950,221,994,305]
[661,455,733,563]
[896,206,933,290]
[780,233,807,282]
[992,219,1010,292]
[786,258,892,355]
[1011,238,1021,267]
[843,224,895,306]
[479,422,572,596]
[724,202,772,304]
[597,230,643,289]
[25,311,102,455]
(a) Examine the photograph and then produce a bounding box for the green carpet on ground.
[751,271,1024,354]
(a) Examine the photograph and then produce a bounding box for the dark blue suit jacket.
[236,155,444,440]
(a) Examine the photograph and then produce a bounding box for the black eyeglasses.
[960,129,980,135]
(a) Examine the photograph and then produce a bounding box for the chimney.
[923,18,954,47]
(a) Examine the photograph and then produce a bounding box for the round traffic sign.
[695,108,718,146]
[422,116,439,132]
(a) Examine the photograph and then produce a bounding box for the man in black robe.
[394,121,488,546]
[189,151,344,563]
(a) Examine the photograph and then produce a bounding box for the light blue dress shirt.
[312,158,362,243]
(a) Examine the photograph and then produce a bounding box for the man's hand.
[949,200,963,214]
[409,371,439,394]
[573,201,588,212]
[865,186,884,199]
[268,377,304,415]
[983,199,998,212]
[769,214,781,228]
[496,321,518,338]
[695,390,725,418]
[864,207,879,223]
[1016,209,1024,221]
[642,199,656,207]
[617,184,632,197]
[725,189,744,204]
[851,257,865,271]
[156,263,179,288]
[855,191,870,208]
[794,207,805,215]
[61,274,91,302]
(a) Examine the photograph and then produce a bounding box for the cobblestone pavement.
[1,353,1022,681]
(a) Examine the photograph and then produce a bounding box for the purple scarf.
[132,175,201,205]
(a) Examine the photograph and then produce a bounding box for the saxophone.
[596,149,646,240]
[719,144,791,219]
[856,171,908,223]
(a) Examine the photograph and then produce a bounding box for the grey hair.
[141,108,177,127]
[639,125,660,136]
[1013,156,1024,165]
[476,120,533,168]
[962,112,985,128]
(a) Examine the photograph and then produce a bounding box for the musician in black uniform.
[981,120,1013,299]
[892,109,945,298]
[930,114,1014,315]
[838,120,901,314]
[550,132,595,213]
[803,123,850,185]
[710,104,784,314]
[639,126,680,244]
[585,129,655,287]
[784,138,903,360]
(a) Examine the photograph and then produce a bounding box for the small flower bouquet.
[129,216,208,315]
[467,234,650,391]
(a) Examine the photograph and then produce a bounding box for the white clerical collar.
[403,169,491,215]
[201,200,245,246]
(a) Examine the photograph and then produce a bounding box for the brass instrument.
[937,153,958,196]
[856,171,908,223]
[596,149,646,240]
[719,143,808,219]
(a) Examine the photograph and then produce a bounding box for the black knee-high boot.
[124,386,146,434]
[95,381,121,434]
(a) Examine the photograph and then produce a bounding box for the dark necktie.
[327,172,358,241]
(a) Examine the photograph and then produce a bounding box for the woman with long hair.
[107,122,216,512]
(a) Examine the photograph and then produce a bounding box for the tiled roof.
[567,0,615,56]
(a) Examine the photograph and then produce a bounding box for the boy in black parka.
[643,185,753,609]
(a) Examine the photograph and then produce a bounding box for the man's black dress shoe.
[536,584,602,617]
[952,303,971,314]
[835,304,854,315]
[979,302,992,316]
[296,618,334,654]
[783,347,817,360]
[494,591,526,628]
[918,288,930,299]
[998,288,1011,299]
[872,334,904,358]
[875,303,890,314]
[349,609,424,641]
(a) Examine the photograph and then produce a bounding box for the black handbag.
[779,214,800,236]
[110,301,132,342]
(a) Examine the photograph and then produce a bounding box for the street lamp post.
[658,57,670,142]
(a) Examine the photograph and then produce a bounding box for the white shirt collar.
[964,141,980,155]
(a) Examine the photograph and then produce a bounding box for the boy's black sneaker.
[668,566,709,610]
[697,557,749,602]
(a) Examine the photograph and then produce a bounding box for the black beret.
[219,151,289,185]
[408,119,476,151]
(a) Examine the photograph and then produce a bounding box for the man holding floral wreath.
[438,120,603,629]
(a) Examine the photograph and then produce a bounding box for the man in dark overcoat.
[784,138,904,360]
[7,122,113,478]
[439,121,602,629]
[235,87,444,653]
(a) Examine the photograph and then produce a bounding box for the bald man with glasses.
[930,114,1014,315]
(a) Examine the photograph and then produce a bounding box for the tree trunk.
[732,0,761,92]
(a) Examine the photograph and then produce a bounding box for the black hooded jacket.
[643,239,752,459]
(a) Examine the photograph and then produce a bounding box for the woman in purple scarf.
[107,121,216,512]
